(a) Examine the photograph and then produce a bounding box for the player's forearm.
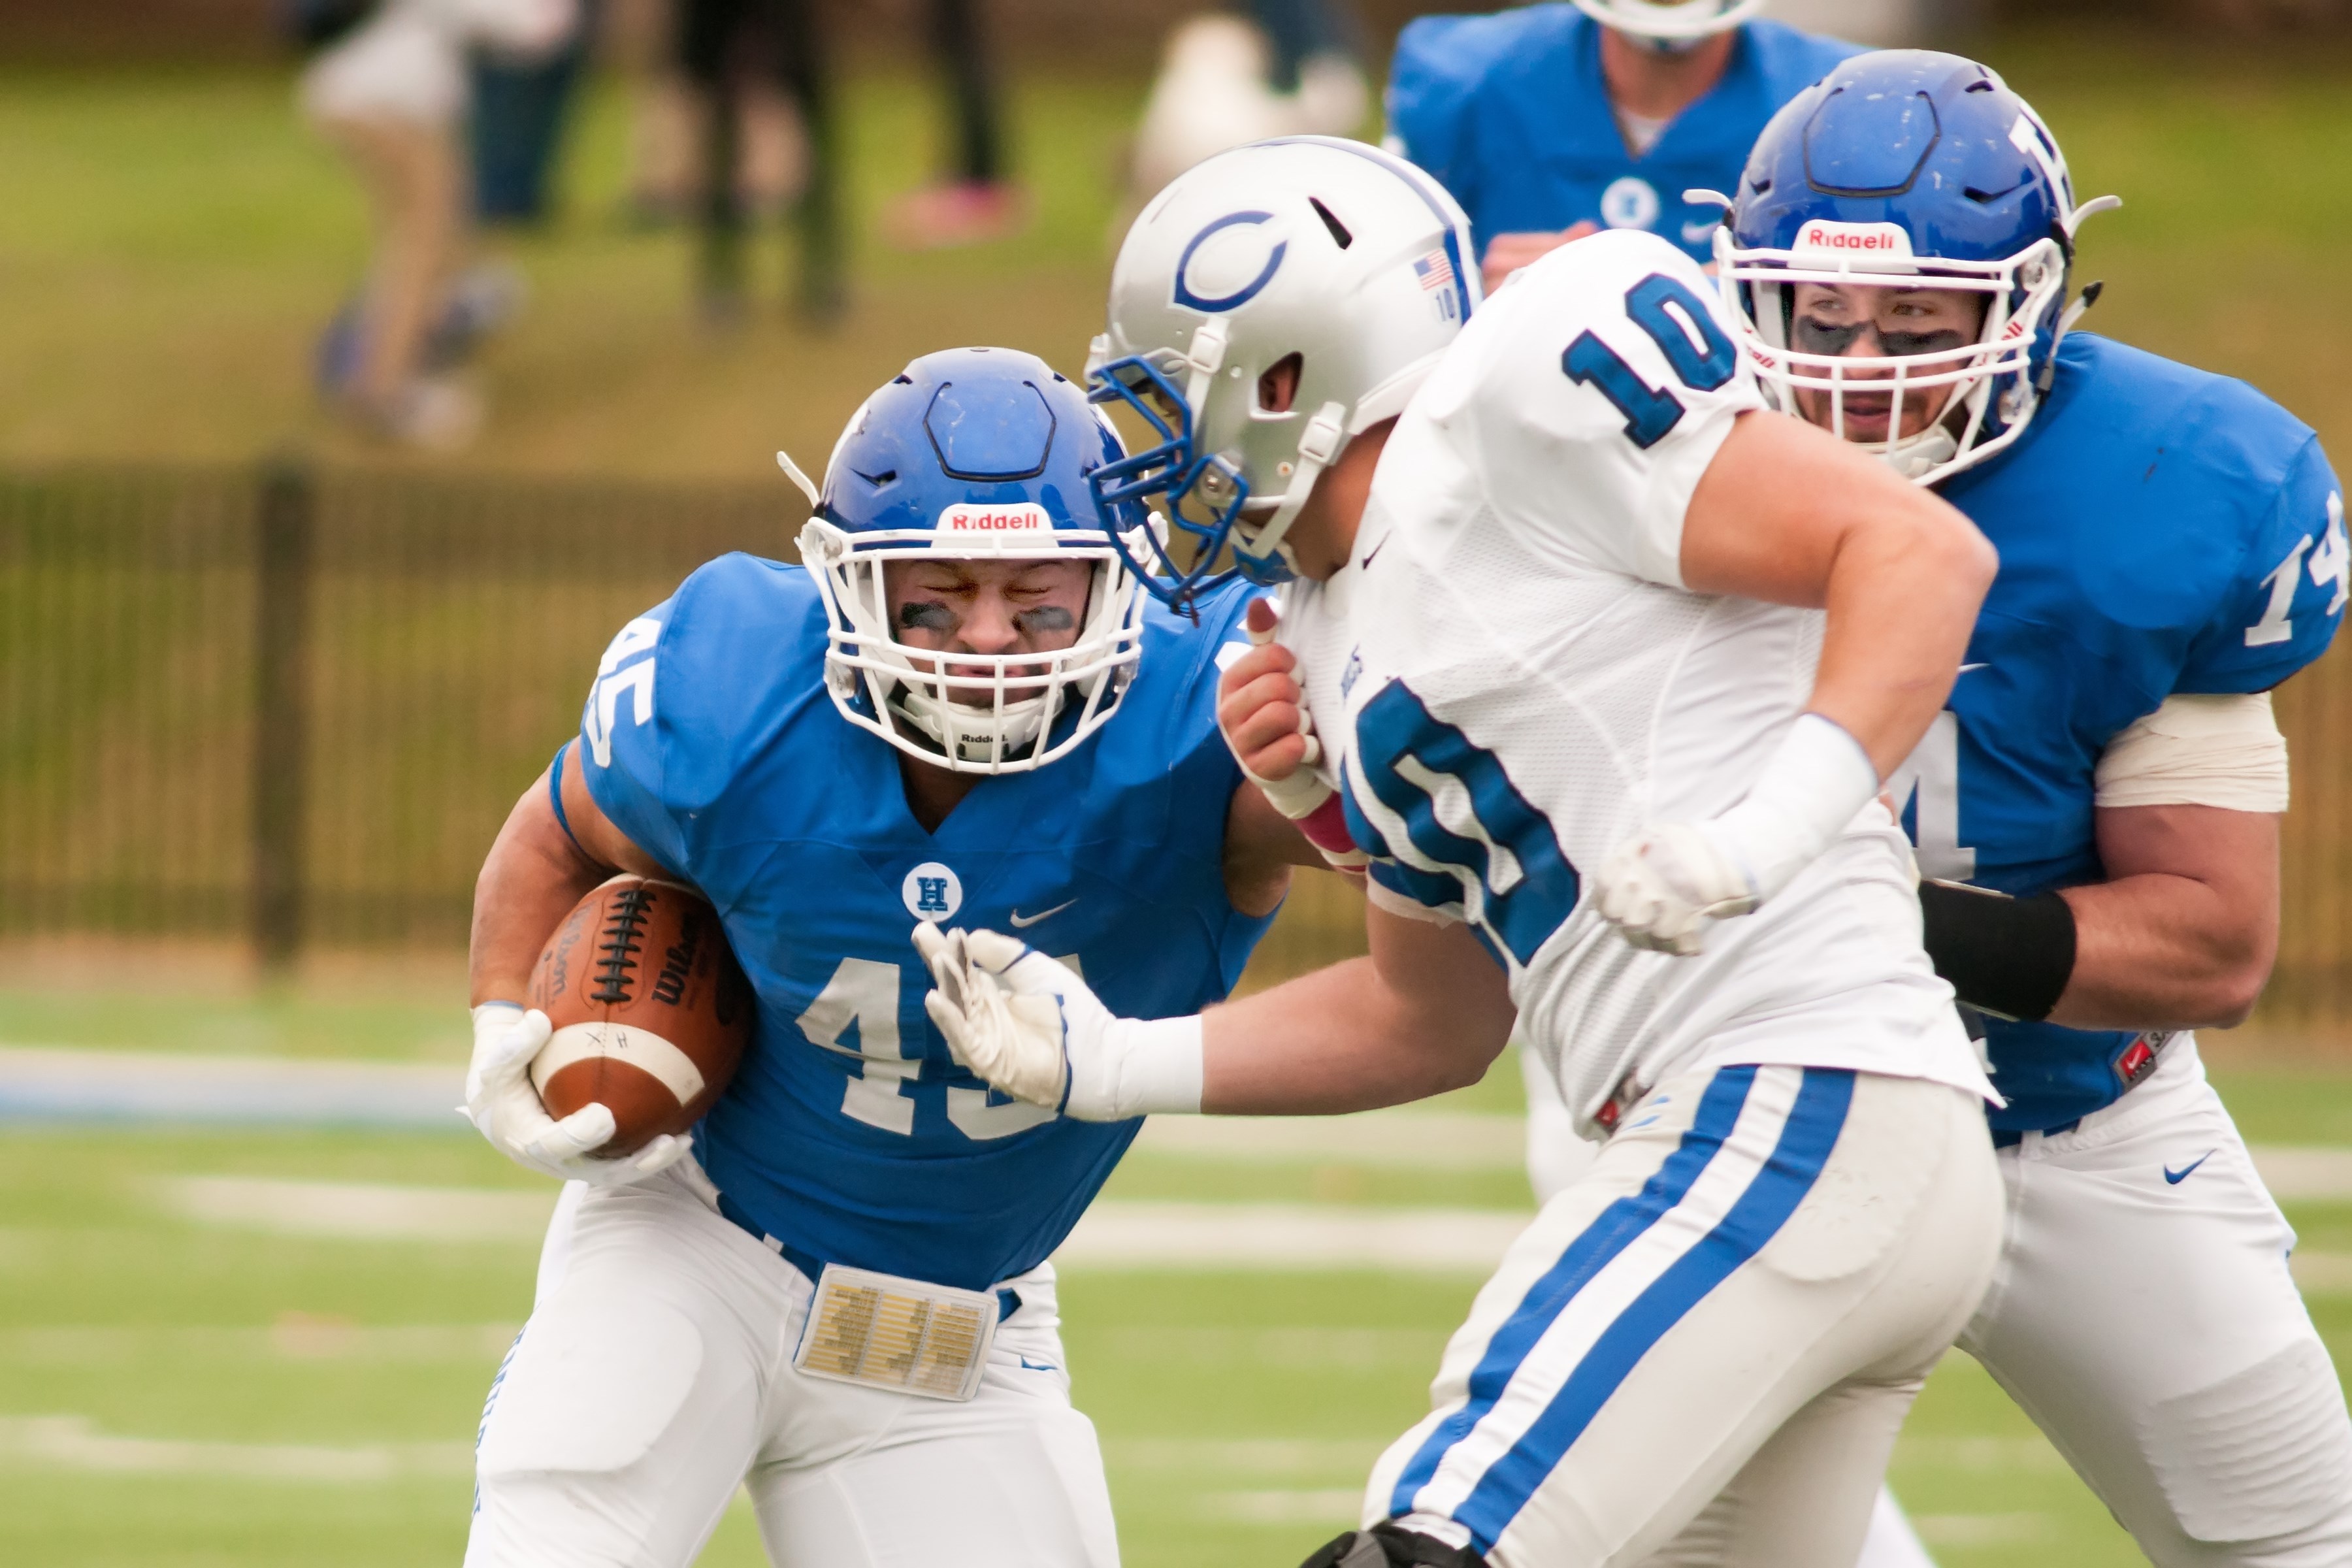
[469,770,612,1006]
[1809,509,1995,779]
[2051,874,2278,1030]
[1200,917,1513,1115]
[1684,414,1995,778]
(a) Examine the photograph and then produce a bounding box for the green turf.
[1,1054,2347,1565]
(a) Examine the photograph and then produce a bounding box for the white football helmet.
[1088,135,1478,608]
[1571,0,1767,45]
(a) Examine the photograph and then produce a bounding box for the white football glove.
[463,1002,691,1186]
[1594,713,1882,957]
[912,924,1203,1121]
[1594,823,1757,956]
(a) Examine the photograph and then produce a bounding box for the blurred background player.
[927,136,2006,1568]
[458,348,1326,1566]
[1714,48,2352,1564]
[672,0,842,321]
[299,0,578,448]
[881,0,1028,250]
[1383,0,1860,295]
[1122,1,1369,232]
[468,0,602,226]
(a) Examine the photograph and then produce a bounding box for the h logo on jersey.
[902,861,964,923]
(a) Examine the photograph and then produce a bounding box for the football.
[527,875,753,1158]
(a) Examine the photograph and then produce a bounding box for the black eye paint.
[1791,316,1866,356]
[1877,329,1967,359]
[1793,316,1967,360]
[899,602,956,632]
[1015,606,1075,635]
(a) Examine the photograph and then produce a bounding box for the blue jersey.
[577,555,1272,1291]
[1384,7,1859,265]
[1903,333,2345,1132]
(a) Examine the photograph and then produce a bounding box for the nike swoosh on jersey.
[2164,1151,2216,1184]
[1958,663,1987,674]
[1360,536,1388,570]
[1008,900,1077,929]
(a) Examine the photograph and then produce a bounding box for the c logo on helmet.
[1173,211,1289,313]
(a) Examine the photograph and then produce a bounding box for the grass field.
[6,976,2352,1565]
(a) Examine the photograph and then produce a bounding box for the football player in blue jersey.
[453,348,1323,1568]
[1712,49,2352,1565]
[1384,0,1861,293]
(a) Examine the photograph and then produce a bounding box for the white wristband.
[1098,1013,1205,1118]
[1701,712,1880,906]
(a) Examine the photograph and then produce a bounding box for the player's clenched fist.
[1218,598,1367,866]
[914,924,1205,1122]
[1594,825,1758,956]
[1595,713,1882,956]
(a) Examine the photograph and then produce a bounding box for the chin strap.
[1237,400,1348,576]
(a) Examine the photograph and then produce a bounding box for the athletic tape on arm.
[2095,693,2289,813]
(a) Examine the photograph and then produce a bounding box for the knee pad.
[1300,1523,1488,1568]
[476,1296,706,1477]
[2141,1335,2352,1544]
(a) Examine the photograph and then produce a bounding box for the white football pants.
[463,1165,1120,1568]
[1375,1064,2002,1568]
[1521,1049,1940,1568]
[1956,1037,2352,1567]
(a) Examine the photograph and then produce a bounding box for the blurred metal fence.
[5,460,2351,1028]
[0,461,785,953]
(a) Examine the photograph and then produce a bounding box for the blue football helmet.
[1714,50,2118,485]
[792,347,1152,774]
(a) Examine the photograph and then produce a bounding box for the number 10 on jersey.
[1561,272,1740,450]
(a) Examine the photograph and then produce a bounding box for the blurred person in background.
[301,0,579,448]
[1384,0,1858,294]
[678,0,842,323]
[1124,0,1367,227]
[881,0,1029,249]
[470,0,602,226]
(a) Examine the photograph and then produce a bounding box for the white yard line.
[16,1045,2352,1206]
[1209,1488,1367,1526]
[165,1177,555,1243]
[0,1322,519,1365]
[151,1173,2352,1286]
[0,1414,472,1482]
[0,1047,461,1128]
[1061,1200,1529,1273]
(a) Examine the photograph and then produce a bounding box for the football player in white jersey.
[919,137,2005,1568]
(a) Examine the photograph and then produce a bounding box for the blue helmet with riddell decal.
[1714,50,2118,485]
[791,347,1151,775]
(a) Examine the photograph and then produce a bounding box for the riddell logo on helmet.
[937,503,1053,532]
[1793,221,1914,257]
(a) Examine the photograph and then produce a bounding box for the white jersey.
[1325,230,1991,1135]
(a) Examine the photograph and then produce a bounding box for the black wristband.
[1918,879,2078,1023]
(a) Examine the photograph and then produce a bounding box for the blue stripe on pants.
[1454,1068,1857,1552]
[1388,1066,1761,1518]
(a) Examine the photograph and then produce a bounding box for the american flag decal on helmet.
[1413,249,1455,293]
